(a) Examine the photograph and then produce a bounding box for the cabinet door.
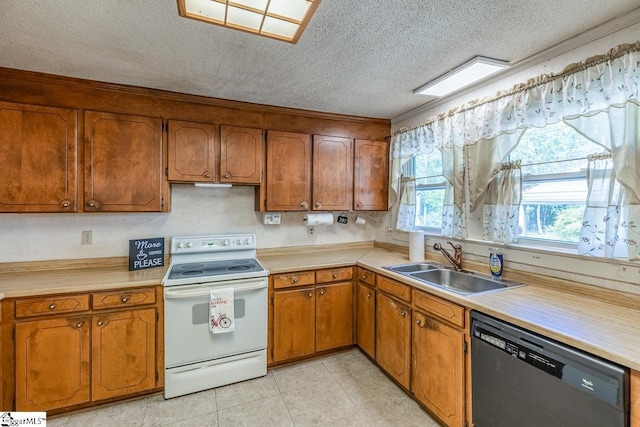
[273,287,315,362]
[355,281,375,358]
[632,370,640,427]
[412,311,465,427]
[84,111,164,212]
[354,139,389,211]
[0,102,77,212]
[220,125,263,184]
[312,135,353,211]
[92,308,156,401]
[167,119,215,182]
[265,131,311,211]
[15,316,90,411]
[375,292,411,389]
[316,282,353,352]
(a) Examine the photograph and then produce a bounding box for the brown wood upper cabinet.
[354,139,389,211]
[312,135,353,211]
[167,119,216,182]
[265,130,311,211]
[84,111,166,212]
[0,101,78,213]
[220,125,263,184]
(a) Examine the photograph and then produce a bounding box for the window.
[509,122,602,245]
[414,149,445,231]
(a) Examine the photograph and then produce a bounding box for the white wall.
[375,22,640,294]
[0,185,381,263]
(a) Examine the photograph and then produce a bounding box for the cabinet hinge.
[12,398,15,410]
[161,198,164,208]
[156,371,159,382]
[264,199,267,208]
[162,122,168,132]
[156,312,159,321]
[165,167,168,176]
[12,326,15,341]
[464,340,468,354]
[270,296,273,305]
[270,347,274,359]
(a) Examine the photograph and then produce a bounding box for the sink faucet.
[433,242,463,271]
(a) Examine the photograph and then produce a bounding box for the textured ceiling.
[0,1,639,119]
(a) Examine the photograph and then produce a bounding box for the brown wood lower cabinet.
[9,286,162,413]
[375,292,411,389]
[271,267,354,364]
[15,316,91,411]
[273,287,316,362]
[632,369,640,427]
[91,308,156,401]
[316,282,353,352]
[355,281,375,358]
[412,311,465,427]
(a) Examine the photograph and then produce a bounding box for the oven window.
[192,299,246,325]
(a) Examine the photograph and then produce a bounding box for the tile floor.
[47,349,440,427]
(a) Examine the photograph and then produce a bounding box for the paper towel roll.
[409,230,425,262]
[304,212,334,226]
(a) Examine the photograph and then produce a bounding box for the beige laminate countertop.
[1,247,638,372]
[0,265,167,299]
[261,247,640,372]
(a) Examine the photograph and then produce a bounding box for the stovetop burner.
[167,258,265,281]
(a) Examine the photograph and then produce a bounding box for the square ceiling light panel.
[178,0,322,43]
[415,56,511,97]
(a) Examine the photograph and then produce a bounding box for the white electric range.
[162,234,268,399]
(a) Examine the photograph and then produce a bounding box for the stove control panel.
[171,234,256,254]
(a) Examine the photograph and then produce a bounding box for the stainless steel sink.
[384,263,442,273]
[408,269,524,296]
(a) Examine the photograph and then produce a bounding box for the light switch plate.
[263,213,281,225]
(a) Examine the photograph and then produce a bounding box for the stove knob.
[186,241,193,248]
[177,242,185,249]
[243,238,250,245]
[222,240,229,246]
[235,239,241,245]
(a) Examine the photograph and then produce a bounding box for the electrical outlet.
[82,230,93,244]
[386,227,393,234]
[308,226,314,236]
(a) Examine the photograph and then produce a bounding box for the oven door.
[164,277,267,369]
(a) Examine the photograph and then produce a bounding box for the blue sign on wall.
[129,237,164,271]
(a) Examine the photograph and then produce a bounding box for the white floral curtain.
[482,161,522,243]
[390,41,640,258]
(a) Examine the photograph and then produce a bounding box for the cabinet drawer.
[316,266,353,283]
[377,275,411,302]
[15,294,90,318]
[356,267,375,286]
[413,289,464,328]
[273,271,316,289]
[92,288,156,310]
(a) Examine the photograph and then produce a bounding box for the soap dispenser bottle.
[489,247,503,280]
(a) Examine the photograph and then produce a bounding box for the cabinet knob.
[356,203,362,208]
[292,277,299,283]
[416,319,422,325]
[315,202,322,208]
[400,311,406,318]
[59,199,71,208]
[307,292,313,298]
[361,275,367,280]
[299,201,308,209]
[225,173,230,178]
[49,303,56,310]
[87,200,101,209]
[204,173,211,178]
[97,320,104,326]
[319,289,325,295]
[332,273,338,279]
[76,322,83,328]
[367,293,371,298]
[121,296,129,303]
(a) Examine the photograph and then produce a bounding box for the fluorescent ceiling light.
[414,56,510,97]
[178,0,321,43]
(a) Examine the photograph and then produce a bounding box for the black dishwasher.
[471,311,629,427]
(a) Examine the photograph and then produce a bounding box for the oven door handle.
[164,281,267,299]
